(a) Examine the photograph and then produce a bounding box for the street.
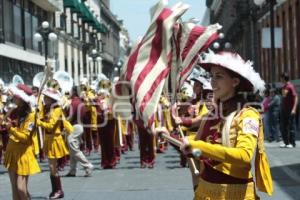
[0,141,300,200]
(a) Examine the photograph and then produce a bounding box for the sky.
[110,0,207,42]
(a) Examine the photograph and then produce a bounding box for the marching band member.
[136,119,156,168]
[65,124,94,177]
[125,120,136,151]
[179,51,273,199]
[68,86,84,125]
[4,84,40,200]
[97,84,119,169]
[155,94,172,153]
[119,116,129,154]
[173,75,211,134]
[80,80,98,155]
[37,88,69,199]
[0,88,8,164]
[31,86,46,162]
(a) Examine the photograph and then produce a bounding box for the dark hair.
[281,72,289,81]
[71,86,79,97]
[32,86,39,92]
[224,68,253,93]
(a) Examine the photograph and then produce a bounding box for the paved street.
[0,140,300,200]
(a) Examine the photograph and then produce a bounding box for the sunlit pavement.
[0,141,299,200]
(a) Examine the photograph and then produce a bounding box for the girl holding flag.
[157,51,273,199]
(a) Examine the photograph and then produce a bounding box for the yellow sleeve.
[9,127,30,142]
[38,107,61,131]
[9,112,35,143]
[189,109,259,166]
[187,135,196,141]
[63,119,74,134]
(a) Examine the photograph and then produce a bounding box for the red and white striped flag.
[169,22,221,99]
[114,0,220,129]
[121,1,189,127]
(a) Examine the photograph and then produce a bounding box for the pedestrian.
[280,72,298,148]
[262,87,271,140]
[37,88,69,199]
[65,124,93,177]
[268,87,281,142]
[4,84,40,200]
[157,51,273,199]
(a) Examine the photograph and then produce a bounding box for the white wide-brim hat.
[199,50,265,95]
[42,88,61,101]
[8,84,36,106]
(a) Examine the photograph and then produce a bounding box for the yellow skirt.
[194,178,258,200]
[4,140,40,176]
[44,134,69,159]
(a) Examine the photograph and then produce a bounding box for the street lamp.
[34,21,57,65]
[88,49,102,81]
[254,0,276,82]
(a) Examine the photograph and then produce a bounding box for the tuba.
[32,72,45,88]
[53,71,74,95]
[12,75,24,86]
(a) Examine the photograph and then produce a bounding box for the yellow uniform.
[188,107,273,199]
[185,102,209,136]
[38,106,69,159]
[4,112,41,175]
[86,90,98,131]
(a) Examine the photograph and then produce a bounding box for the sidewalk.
[258,140,300,200]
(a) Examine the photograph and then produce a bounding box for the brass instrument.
[33,72,45,88]
[53,71,74,95]
[1,75,25,125]
[12,75,24,86]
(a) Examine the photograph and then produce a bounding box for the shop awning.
[63,0,107,33]
[63,0,81,12]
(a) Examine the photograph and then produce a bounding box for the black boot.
[49,175,56,198]
[49,176,64,199]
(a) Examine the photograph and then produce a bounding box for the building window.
[13,1,22,45]
[24,10,32,49]
[3,0,13,43]
[0,55,43,85]
[32,15,39,51]
[0,0,4,42]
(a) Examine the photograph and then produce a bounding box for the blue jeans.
[269,111,280,141]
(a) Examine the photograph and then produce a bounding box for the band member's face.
[210,66,240,102]
[32,89,38,97]
[43,96,55,106]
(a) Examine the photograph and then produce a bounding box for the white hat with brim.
[199,50,265,95]
[8,84,36,106]
[42,89,61,101]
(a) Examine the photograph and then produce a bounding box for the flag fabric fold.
[114,0,221,129]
